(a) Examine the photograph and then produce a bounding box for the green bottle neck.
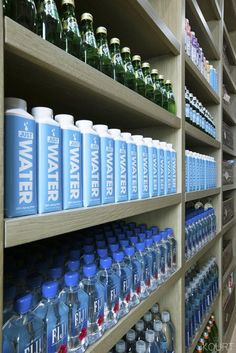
[97,33,108,46]
[61,3,75,18]
[142,67,151,77]
[121,52,132,64]
[81,19,94,34]
[133,60,141,71]
[110,43,121,56]
[151,73,158,83]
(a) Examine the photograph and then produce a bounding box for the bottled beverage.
[161,311,175,353]
[135,242,149,299]
[60,272,88,352]
[143,137,158,198]
[165,80,176,114]
[126,329,136,353]
[136,340,146,353]
[142,62,155,102]
[132,135,149,199]
[60,0,82,58]
[151,69,162,107]
[116,339,127,353]
[96,26,113,78]
[158,75,168,110]
[34,281,68,353]
[151,304,161,321]
[37,0,62,48]
[143,311,153,330]
[132,55,145,96]
[80,13,99,70]
[110,38,125,84]
[135,320,145,341]
[121,47,136,91]
[12,0,37,32]
[153,320,168,353]
[145,329,160,353]
[124,246,141,308]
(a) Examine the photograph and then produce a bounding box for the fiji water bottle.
[124,246,141,308]
[145,238,157,291]
[94,124,115,204]
[97,257,120,330]
[143,137,158,197]
[112,251,132,317]
[108,129,128,202]
[165,228,177,272]
[135,320,145,341]
[81,264,105,344]
[153,320,168,353]
[5,98,37,217]
[122,132,138,200]
[3,293,44,353]
[132,135,149,199]
[135,242,149,299]
[55,114,82,210]
[161,311,175,353]
[32,107,62,213]
[34,281,68,353]
[76,120,101,207]
[60,272,88,353]
[145,329,160,353]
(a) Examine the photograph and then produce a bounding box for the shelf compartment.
[223,185,236,192]
[4,194,181,248]
[186,0,220,60]
[223,257,236,285]
[223,64,236,94]
[185,188,221,202]
[223,144,236,158]
[223,304,236,343]
[185,54,220,104]
[223,102,236,126]
[222,217,236,236]
[224,0,236,32]
[4,17,180,130]
[197,0,221,21]
[224,24,236,66]
[185,121,221,149]
[86,268,182,353]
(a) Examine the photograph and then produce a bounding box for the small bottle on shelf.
[132,55,146,97]
[80,12,99,70]
[142,62,155,102]
[121,47,136,91]
[96,26,113,78]
[110,37,126,84]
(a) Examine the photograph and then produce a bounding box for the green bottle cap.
[132,55,141,61]
[96,26,107,35]
[121,47,131,54]
[81,13,93,22]
[142,62,150,68]
[110,38,120,45]
[151,69,158,74]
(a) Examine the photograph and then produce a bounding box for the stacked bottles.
[185,87,216,139]
[185,150,217,192]
[3,219,177,351]
[4,98,177,218]
[111,304,175,353]
[185,259,219,350]
[185,202,217,259]
[185,19,218,93]
[193,314,219,353]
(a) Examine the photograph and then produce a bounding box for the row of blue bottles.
[185,258,219,351]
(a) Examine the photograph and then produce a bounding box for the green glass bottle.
[96,26,113,78]
[121,47,136,91]
[110,37,125,84]
[132,55,145,96]
[80,12,99,70]
[37,0,62,48]
[3,0,11,16]
[165,79,176,114]
[60,0,82,58]
[158,74,168,110]
[151,69,162,107]
[12,0,37,32]
[142,62,155,102]
[209,317,219,345]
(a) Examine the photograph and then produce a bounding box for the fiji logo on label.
[48,129,59,202]
[74,307,87,327]
[93,297,103,313]
[51,322,67,346]
[110,286,118,301]
[24,338,42,353]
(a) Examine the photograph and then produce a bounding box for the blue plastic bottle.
[55,114,82,210]
[132,135,149,199]
[5,98,37,217]
[144,137,158,197]
[124,246,141,308]
[76,120,101,207]
[32,107,62,213]
[60,272,89,353]
[34,281,68,353]
[94,124,115,204]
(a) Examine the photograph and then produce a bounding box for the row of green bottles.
[194,315,219,353]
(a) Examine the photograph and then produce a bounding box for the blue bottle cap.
[109,243,119,253]
[64,272,79,287]
[156,234,162,242]
[83,245,94,254]
[126,230,133,237]
[145,238,153,247]
[97,248,108,258]
[159,231,166,239]
[130,236,138,245]
[83,264,97,277]
[145,230,152,238]
[139,233,146,241]
[151,226,158,235]
[49,267,63,280]
[53,254,65,266]
[165,227,173,236]
[120,239,129,248]
[42,281,58,299]
[67,259,80,272]
[83,254,95,265]
[100,257,112,270]
[152,235,159,243]
[113,251,124,262]
[136,242,145,252]
[15,293,32,314]
[107,237,117,244]
[117,233,126,240]
[96,240,106,248]
[124,246,135,257]
[139,224,147,232]
[27,273,43,289]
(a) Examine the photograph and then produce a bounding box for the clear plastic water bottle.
[152,234,162,284]
[165,228,177,272]
[161,311,175,353]
[126,329,136,353]
[124,246,141,308]
[145,329,160,353]
[136,340,146,353]
[97,257,120,330]
[161,231,172,276]
[115,339,127,353]
[145,238,157,291]
[143,311,153,330]
[135,320,145,341]
[135,242,150,299]
[59,272,89,352]
[151,304,161,321]
[153,320,168,353]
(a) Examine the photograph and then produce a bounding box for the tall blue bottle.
[60,272,89,353]
[76,120,101,207]
[34,281,68,353]
[32,107,62,213]
[144,137,158,197]
[132,135,149,199]
[94,124,115,204]
[5,98,37,217]
[55,114,82,210]
[108,129,128,202]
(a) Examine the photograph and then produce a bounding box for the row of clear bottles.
[3,219,177,352]
[185,202,217,259]
[185,258,219,351]
[109,303,175,353]
[3,0,176,114]
[194,314,219,353]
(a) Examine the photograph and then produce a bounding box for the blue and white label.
[164,149,172,195]
[152,147,158,197]
[72,306,88,336]
[23,337,43,353]
[114,140,128,202]
[82,133,101,207]
[127,143,138,200]
[171,151,177,193]
[137,145,149,199]
[5,115,37,217]
[100,137,114,204]
[158,148,165,196]
[47,321,67,353]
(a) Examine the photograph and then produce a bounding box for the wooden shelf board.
[223,102,236,126]
[197,0,221,21]
[223,184,236,192]
[185,121,221,149]
[222,217,236,236]
[186,0,220,60]
[185,188,221,202]
[86,268,182,353]
[224,24,236,66]
[223,64,236,94]
[224,0,236,32]
[185,54,220,104]
[223,257,236,285]
[4,17,180,130]
[4,194,181,248]
[223,144,236,158]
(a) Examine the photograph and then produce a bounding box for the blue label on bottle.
[37,122,62,213]
[152,147,158,197]
[100,137,114,204]
[5,114,37,217]
[72,306,88,337]
[127,143,138,200]
[62,129,82,209]
[137,145,149,199]
[172,151,177,193]
[82,133,101,207]
[47,321,67,353]
[114,140,128,202]
[23,337,43,353]
[164,150,172,195]
[159,148,165,196]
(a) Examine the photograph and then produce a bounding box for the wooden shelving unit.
[185,187,221,202]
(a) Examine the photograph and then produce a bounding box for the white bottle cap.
[143,137,153,144]
[121,132,132,139]
[76,120,93,128]
[151,303,159,314]
[145,329,155,343]
[136,340,146,353]
[135,320,144,331]
[115,340,126,353]
[93,124,109,133]
[126,329,136,342]
[161,311,170,322]
[144,311,152,322]
[153,319,163,332]
[55,114,74,126]
[132,135,143,142]
[108,128,121,137]
[5,97,27,111]
[153,139,160,147]
[32,107,53,120]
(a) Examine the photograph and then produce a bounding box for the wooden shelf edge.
[223,103,236,125]
[222,217,236,236]
[224,24,236,66]
[185,121,221,149]
[223,184,236,192]
[223,63,236,94]
[223,305,236,343]
[222,144,236,157]
[4,194,182,248]
[223,257,236,285]
[185,188,221,202]
[86,268,182,353]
